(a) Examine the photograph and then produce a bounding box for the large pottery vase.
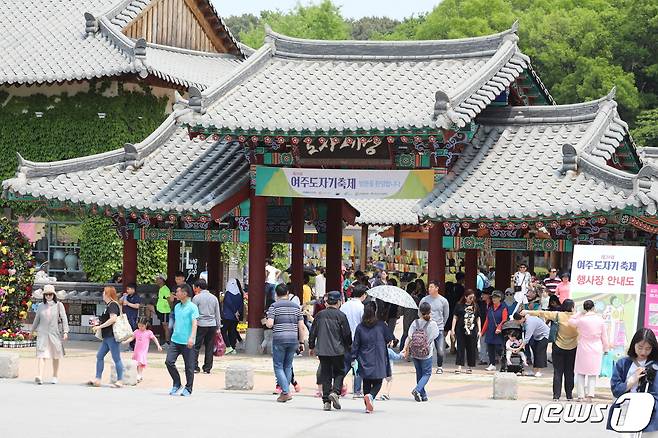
[64,252,78,271]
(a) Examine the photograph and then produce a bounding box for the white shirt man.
[314,268,326,299]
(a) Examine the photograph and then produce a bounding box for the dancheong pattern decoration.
[190,124,477,170]
[629,216,658,234]
[135,228,244,242]
[443,236,573,252]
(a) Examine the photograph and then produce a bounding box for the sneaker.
[363,394,374,413]
[293,382,301,393]
[353,391,364,399]
[274,385,282,395]
[169,386,181,396]
[225,347,234,355]
[485,364,496,371]
[340,385,347,397]
[315,391,322,398]
[277,393,292,403]
[534,371,543,378]
[421,396,429,402]
[136,376,143,383]
[435,367,443,375]
[34,377,42,385]
[203,370,211,375]
[323,401,332,411]
[50,377,58,385]
[329,392,341,410]
[411,389,422,402]
[180,388,192,397]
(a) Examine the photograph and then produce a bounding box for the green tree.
[224,13,260,42]
[347,16,400,40]
[632,109,658,148]
[238,0,350,49]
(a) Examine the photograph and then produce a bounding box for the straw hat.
[33,284,67,300]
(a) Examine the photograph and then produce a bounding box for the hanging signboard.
[255,166,434,199]
[570,245,645,358]
[645,284,658,337]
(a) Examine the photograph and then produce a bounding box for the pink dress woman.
[569,311,609,398]
[132,329,156,367]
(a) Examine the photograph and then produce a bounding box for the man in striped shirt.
[543,268,561,295]
[264,283,306,403]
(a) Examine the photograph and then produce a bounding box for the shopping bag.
[213,331,226,357]
[600,352,614,377]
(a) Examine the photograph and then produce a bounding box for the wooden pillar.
[465,249,478,290]
[166,240,180,287]
[394,225,401,244]
[122,235,138,290]
[550,251,560,272]
[528,251,536,274]
[326,199,342,292]
[495,250,512,291]
[360,224,368,271]
[291,198,305,300]
[428,223,445,285]
[648,245,657,284]
[207,242,221,293]
[248,195,267,329]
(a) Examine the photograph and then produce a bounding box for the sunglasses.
[505,292,514,296]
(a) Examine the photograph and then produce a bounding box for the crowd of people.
[24,262,658,428]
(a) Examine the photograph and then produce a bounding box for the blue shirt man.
[165,283,199,397]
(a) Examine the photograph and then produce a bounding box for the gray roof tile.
[0,0,243,88]
[347,199,421,226]
[415,95,658,221]
[3,113,249,214]
[181,25,530,132]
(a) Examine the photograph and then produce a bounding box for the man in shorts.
[155,274,172,345]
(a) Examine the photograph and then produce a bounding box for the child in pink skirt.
[122,317,162,382]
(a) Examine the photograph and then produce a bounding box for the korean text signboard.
[645,284,658,337]
[570,245,645,358]
[255,166,434,199]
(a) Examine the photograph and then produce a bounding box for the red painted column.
[428,223,445,286]
[122,235,138,290]
[495,250,512,291]
[326,199,342,292]
[166,240,180,288]
[465,249,478,291]
[207,241,221,293]
[291,198,305,301]
[248,194,267,329]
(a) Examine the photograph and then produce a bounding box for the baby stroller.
[500,320,525,375]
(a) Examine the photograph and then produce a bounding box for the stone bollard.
[111,359,139,386]
[225,363,254,390]
[0,352,19,378]
[493,372,518,400]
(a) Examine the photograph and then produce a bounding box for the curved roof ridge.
[144,41,241,59]
[476,93,617,125]
[266,21,519,60]
[433,34,529,129]
[191,43,273,109]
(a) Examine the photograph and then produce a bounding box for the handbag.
[548,312,560,343]
[213,331,226,357]
[112,301,133,343]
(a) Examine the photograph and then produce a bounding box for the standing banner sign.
[570,245,645,358]
[255,166,434,199]
[645,284,658,337]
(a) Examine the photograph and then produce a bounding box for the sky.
[211,0,440,20]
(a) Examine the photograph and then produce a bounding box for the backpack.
[478,272,491,289]
[409,319,431,359]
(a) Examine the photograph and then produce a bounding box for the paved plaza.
[1,341,621,438]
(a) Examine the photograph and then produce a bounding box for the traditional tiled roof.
[348,199,420,226]
[180,23,532,132]
[0,0,243,89]
[415,91,658,220]
[2,111,250,214]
